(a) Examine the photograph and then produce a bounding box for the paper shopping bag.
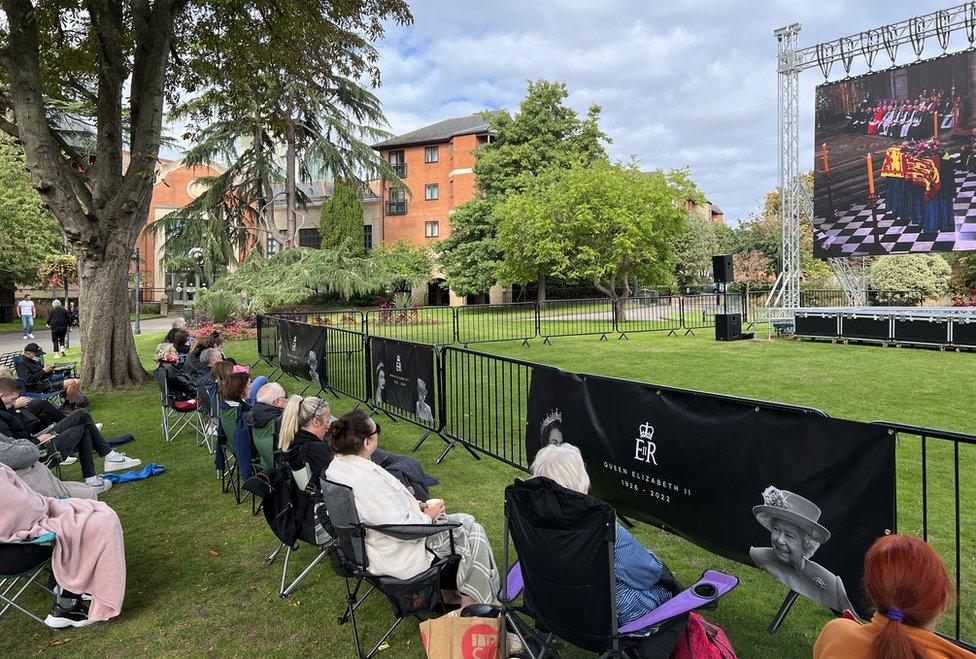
[419,609,500,659]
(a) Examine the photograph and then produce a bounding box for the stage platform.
[794,307,976,350]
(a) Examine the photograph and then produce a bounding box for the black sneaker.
[44,599,94,629]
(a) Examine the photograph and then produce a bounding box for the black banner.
[275,318,328,387]
[370,337,435,423]
[525,366,894,618]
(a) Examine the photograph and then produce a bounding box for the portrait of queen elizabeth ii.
[749,485,855,613]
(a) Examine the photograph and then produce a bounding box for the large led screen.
[813,50,976,257]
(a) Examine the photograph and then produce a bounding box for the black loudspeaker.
[715,313,742,342]
[712,254,733,284]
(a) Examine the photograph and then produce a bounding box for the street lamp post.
[133,248,141,335]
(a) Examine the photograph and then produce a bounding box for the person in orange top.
[814,534,975,659]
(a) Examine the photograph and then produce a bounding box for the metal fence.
[441,345,535,471]
[455,302,537,346]
[680,293,746,330]
[615,296,683,335]
[365,306,456,345]
[322,325,369,402]
[537,298,615,342]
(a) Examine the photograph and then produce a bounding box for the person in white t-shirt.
[17,294,35,340]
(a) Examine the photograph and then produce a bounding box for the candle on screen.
[867,153,875,196]
[822,143,829,173]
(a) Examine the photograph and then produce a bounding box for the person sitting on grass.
[814,534,974,659]
[16,343,85,409]
[0,463,126,629]
[0,430,107,497]
[325,410,499,606]
[0,379,139,490]
[531,442,674,629]
[153,343,197,401]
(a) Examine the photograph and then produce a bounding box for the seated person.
[325,410,499,606]
[0,386,139,490]
[0,430,107,497]
[16,343,84,408]
[247,382,286,434]
[153,343,197,401]
[0,377,67,431]
[814,534,973,659]
[164,325,192,355]
[184,335,218,378]
[531,442,673,626]
[0,463,125,628]
[217,371,249,408]
[279,395,432,500]
[194,349,224,408]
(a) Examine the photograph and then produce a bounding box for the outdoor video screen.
[813,50,976,258]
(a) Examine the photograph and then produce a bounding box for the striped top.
[615,523,672,626]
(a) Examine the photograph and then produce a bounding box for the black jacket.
[48,307,70,330]
[15,357,51,391]
[287,428,332,485]
[155,362,197,400]
[0,400,36,441]
[248,402,283,429]
[184,350,204,378]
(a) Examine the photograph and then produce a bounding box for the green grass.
[1,328,974,657]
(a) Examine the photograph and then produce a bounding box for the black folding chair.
[321,478,461,659]
[0,532,56,627]
[499,477,739,658]
[154,367,204,444]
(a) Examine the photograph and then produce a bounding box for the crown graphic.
[541,409,562,429]
[639,422,655,440]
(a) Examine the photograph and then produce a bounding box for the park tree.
[37,253,79,305]
[672,210,718,288]
[320,181,365,255]
[0,0,411,388]
[0,135,63,289]
[436,197,501,297]
[439,79,608,295]
[733,250,775,286]
[948,252,976,292]
[870,254,951,302]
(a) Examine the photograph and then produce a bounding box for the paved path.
[0,316,175,355]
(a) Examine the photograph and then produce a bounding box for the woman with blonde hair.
[814,534,973,658]
[279,395,333,489]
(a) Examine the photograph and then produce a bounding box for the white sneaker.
[95,423,103,431]
[28,333,34,339]
[85,475,108,488]
[61,456,78,466]
[103,453,140,472]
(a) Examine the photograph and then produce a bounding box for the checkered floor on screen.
[814,167,976,255]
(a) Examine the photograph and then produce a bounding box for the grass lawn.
[1,328,973,657]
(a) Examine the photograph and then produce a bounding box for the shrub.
[198,290,241,323]
[869,254,950,302]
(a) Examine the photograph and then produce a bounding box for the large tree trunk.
[77,240,146,387]
[536,273,547,304]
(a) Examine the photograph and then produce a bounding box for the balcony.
[386,200,408,215]
[391,162,407,178]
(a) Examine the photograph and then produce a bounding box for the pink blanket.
[0,463,125,621]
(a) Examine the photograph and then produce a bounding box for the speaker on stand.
[710,254,752,341]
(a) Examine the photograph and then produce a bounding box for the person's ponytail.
[279,395,303,452]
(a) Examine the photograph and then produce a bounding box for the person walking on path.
[48,301,70,357]
[17,294,35,340]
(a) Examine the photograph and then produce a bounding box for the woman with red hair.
[814,534,974,658]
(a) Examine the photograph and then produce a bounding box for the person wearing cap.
[16,343,84,408]
[749,485,855,613]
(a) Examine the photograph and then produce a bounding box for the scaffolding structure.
[774,3,976,308]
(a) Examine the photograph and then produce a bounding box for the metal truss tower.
[774,3,976,308]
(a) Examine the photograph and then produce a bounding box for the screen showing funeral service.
[813,49,976,258]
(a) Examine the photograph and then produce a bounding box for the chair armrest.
[365,522,461,541]
[618,569,739,635]
[10,531,56,545]
[502,561,523,600]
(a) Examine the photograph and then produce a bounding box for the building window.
[387,187,407,215]
[425,184,439,201]
[425,146,439,163]
[450,179,455,199]
[364,225,373,252]
[298,228,321,248]
[388,150,406,178]
[425,221,439,238]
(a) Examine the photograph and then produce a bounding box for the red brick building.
[373,113,493,246]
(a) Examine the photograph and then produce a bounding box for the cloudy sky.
[371,1,959,224]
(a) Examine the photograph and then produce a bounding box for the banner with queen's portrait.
[525,365,894,618]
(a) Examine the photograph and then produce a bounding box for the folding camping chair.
[155,368,203,443]
[196,383,218,454]
[321,478,462,659]
[0,532,57,627]
[216,400,247,503]
[12,355,66,406]
[248,449,333,598]
[499,477,739,658]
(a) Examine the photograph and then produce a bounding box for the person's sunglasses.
[370,422,381,438]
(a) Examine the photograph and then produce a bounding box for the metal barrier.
[455,302,537,346]
[615,296,682,336]
[537,298,615,342]
[322,325,369,402]
[365,306,456,345]
[876,422,975,646]
[256,315,278,366]
[679,293,745,331]
[441,345,535,471]
[303,309,365,331]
